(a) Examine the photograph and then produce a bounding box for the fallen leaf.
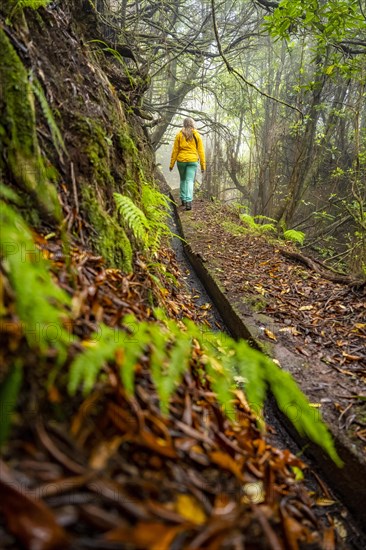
[175,494,206,525]
[322,527,336,550]
[281,513,304,550]
[315,498,337,506]
[279,326,300,336]
[0,461,70,550]
[342,352,362,361]
[254,285,266,296]
[209,451,244,481]
[264,328,277,341]
[105,521,185,549]
[89,436,124,469]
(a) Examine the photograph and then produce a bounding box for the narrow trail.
[163,183,366,550]
[167,198,227,333]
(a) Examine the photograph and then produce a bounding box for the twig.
[70,162,85,245]
[70,162,79,214]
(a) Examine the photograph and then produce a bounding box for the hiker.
[169,117,206,211]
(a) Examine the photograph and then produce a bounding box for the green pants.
[177,161,198,202]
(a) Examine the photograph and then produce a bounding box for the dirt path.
[176,196,366,445]
[170,191,366,546]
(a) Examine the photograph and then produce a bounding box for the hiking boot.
[185,202,192,211]
[181,200,186,207]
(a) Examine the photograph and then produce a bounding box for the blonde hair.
[181,117,195,141]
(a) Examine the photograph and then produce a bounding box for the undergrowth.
[0,191,342,466]
[223,209,306,246]
[67,311,342,466]
[114,182,175,254]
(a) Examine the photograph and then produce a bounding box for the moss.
[0,29,59,220]
[116,128,148,193]
[241,295,267,312]
[118,132,139,157]
[86,144,114,188]
[81,186,133,273]
[73,116,116,189]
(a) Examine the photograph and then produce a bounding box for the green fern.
[114,186,174,254]
[68,312,342,466]
[31,77,66,157]
[152,317,195,414]
[0,199,71,354]
[67,325,118,396]
[114,193,150,245]
[262,358,341,465]
[283,229,305,245]
[240,214,276,234]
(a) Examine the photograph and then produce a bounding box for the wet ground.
[164,185,366,550]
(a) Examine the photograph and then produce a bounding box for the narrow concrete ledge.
[171,191,366,530]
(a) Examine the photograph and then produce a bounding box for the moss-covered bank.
[0,1,157,272]
[0,28,59,220]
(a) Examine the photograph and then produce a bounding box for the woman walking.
[169,118,205,210]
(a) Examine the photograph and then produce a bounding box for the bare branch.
[211,0,304,117]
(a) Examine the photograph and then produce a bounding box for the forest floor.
[176,197,366,454]
[174,194,366,531]
[2,219,363,549]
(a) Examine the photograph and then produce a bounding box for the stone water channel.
[161,182,366,550]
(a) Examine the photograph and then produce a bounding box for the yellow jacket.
[170,129,206,171]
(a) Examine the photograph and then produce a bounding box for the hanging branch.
[210,0,304,118]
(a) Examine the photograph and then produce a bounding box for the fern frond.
[1,201,71,353]
[114,188,174,255]
[283,229,305,245]
[114,193,149,245]
[240,213,258,229]
[263,358,342,466]
[141,184,171,222]
[259,223,276,233]
[118,314,151,395]
[68,325,117,395]
[141,184,174,253]
[31,77,66,156]
[154,319,192,414]
[234,341,267,415]
[205,353,235,421]
[67,311,341,465]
